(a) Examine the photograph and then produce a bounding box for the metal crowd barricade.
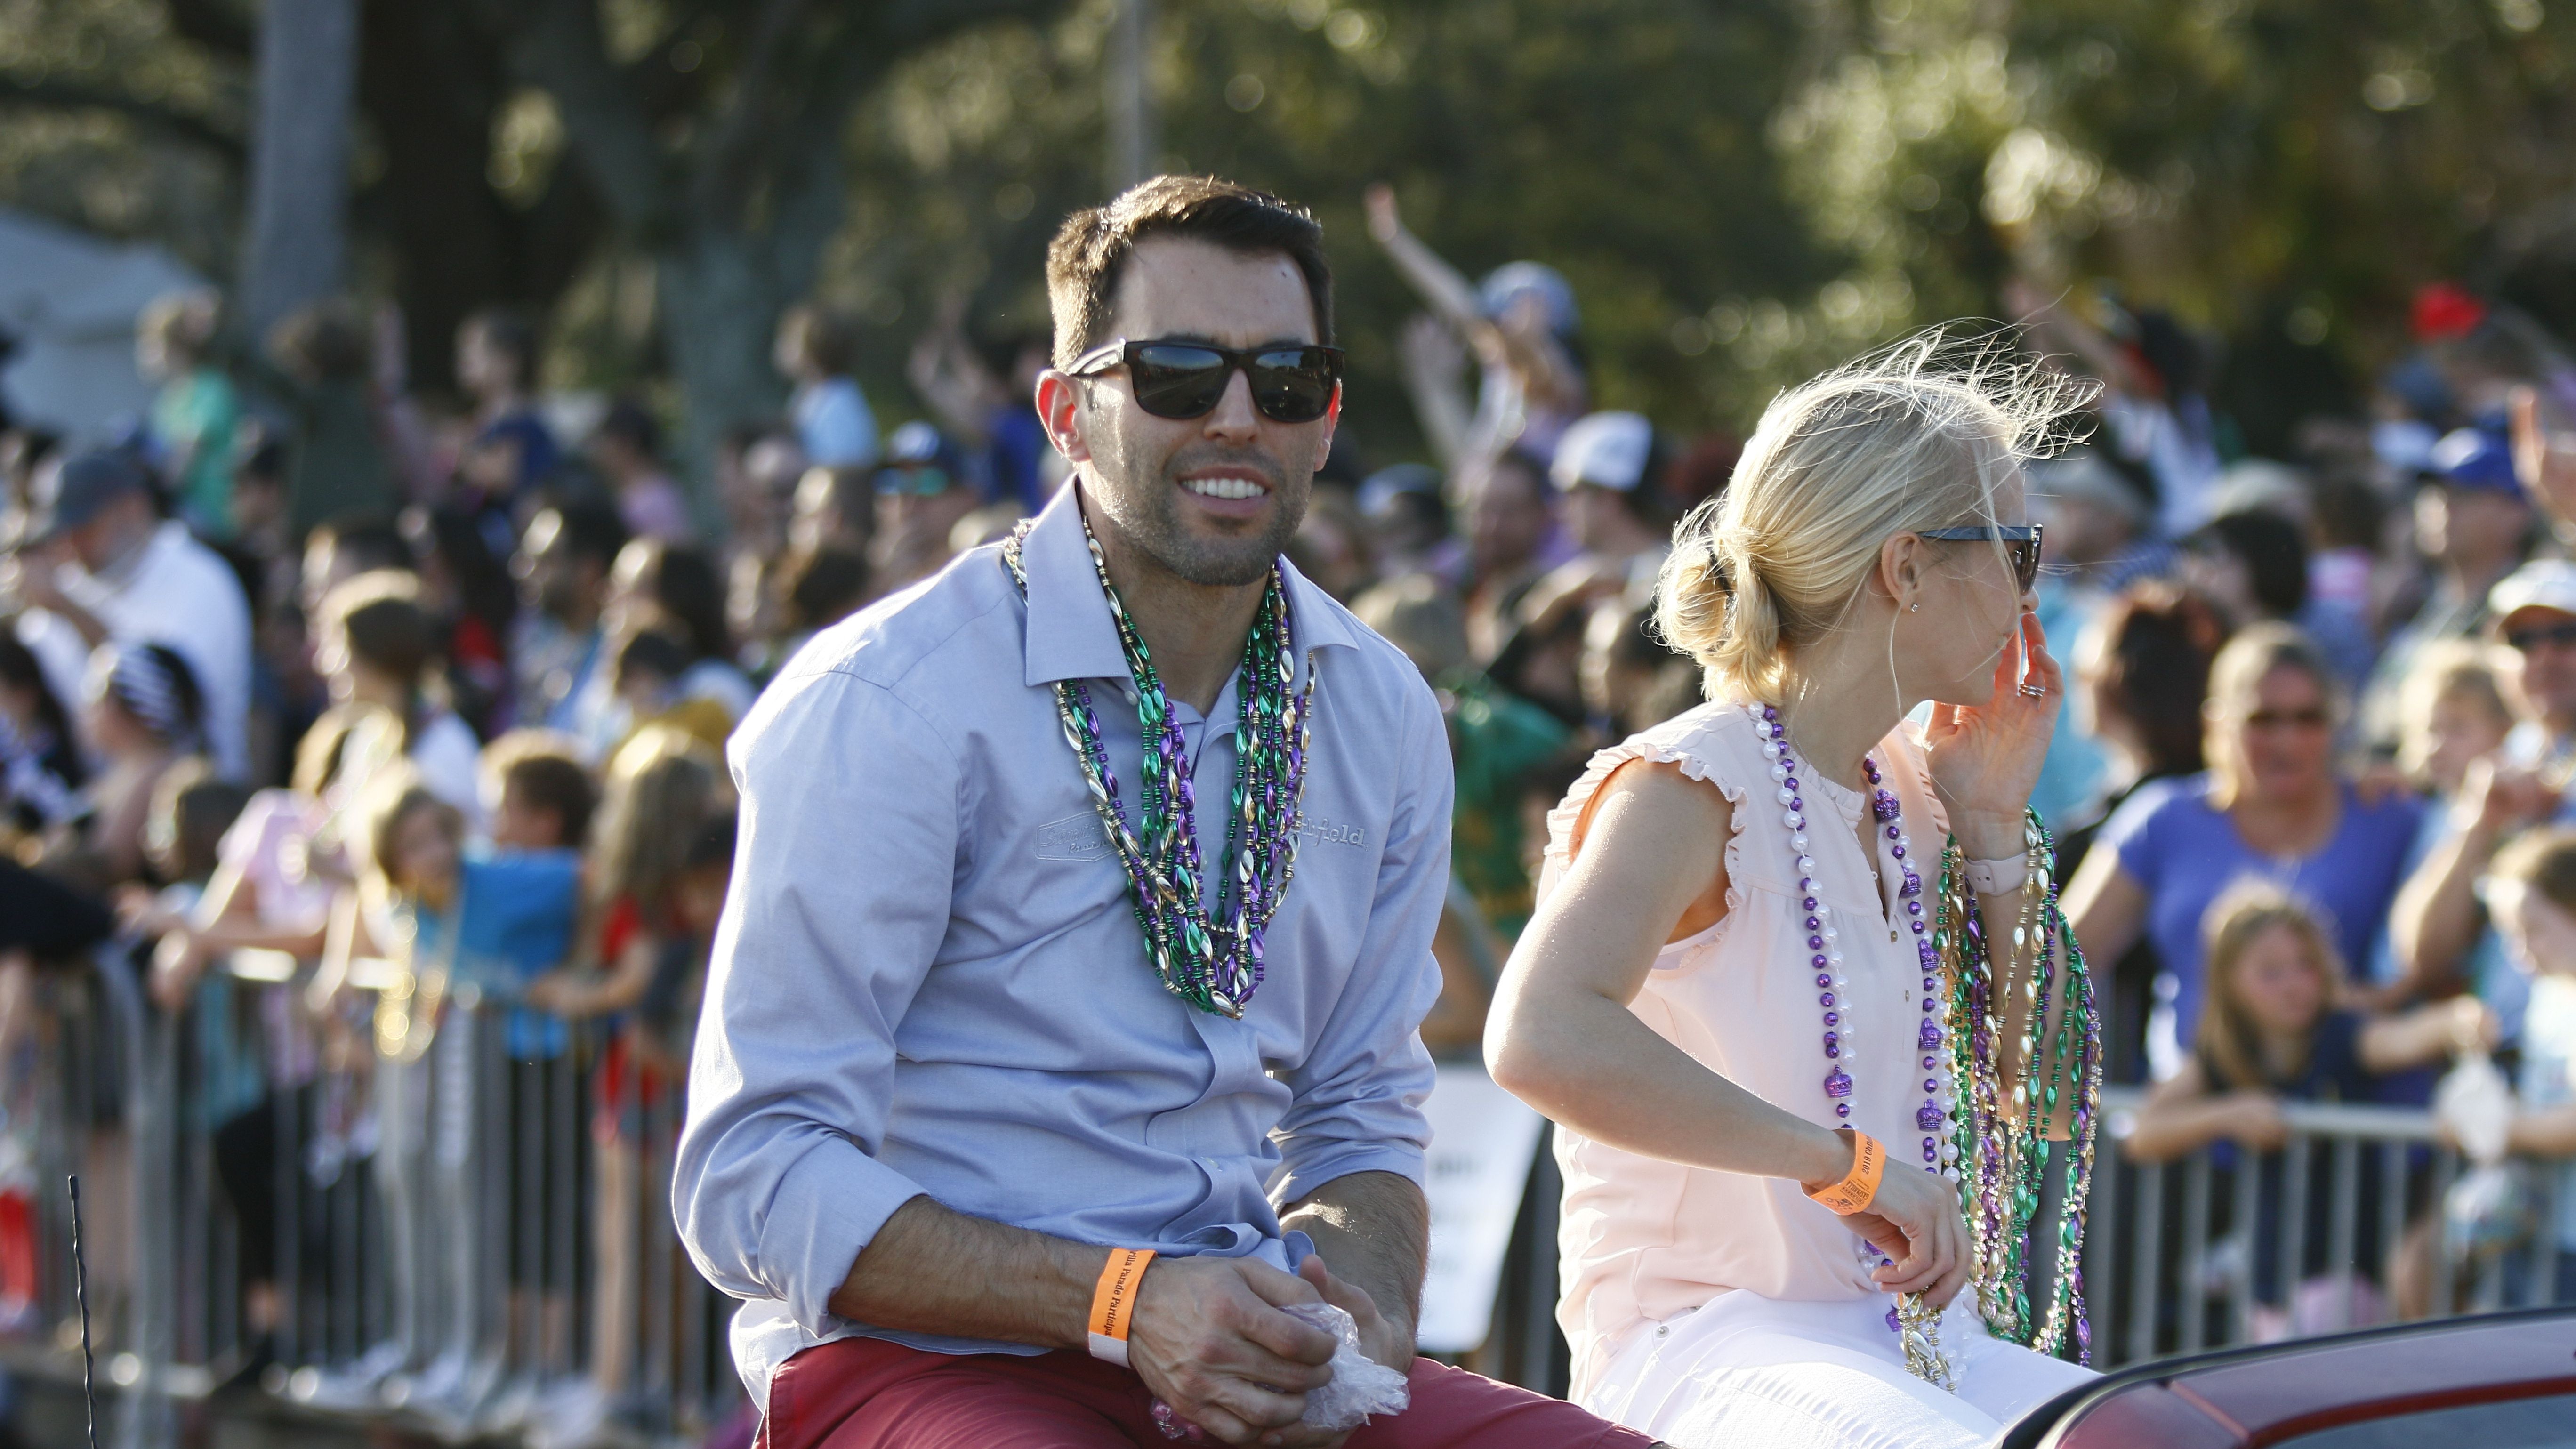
[2084,1085,2573,1368]
[0,939,745,1448]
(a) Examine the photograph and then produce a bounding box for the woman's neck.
[2231,777,2338,830]
[1771,668,1908,791]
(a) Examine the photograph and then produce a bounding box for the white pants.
[1583,1292,2096,1449]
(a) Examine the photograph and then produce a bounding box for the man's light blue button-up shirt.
[675,484,1453,1405]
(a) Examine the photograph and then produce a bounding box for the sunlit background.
[7,0,2573,468]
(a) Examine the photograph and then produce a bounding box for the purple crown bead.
[1823,1070,1853,1099]
[1918,1022,1941,1051]
[1917,1104,1946,1132]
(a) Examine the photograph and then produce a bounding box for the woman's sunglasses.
[1066,337,1344,424]
[1918,523,2045,592]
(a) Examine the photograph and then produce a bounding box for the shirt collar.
[1019,482,1364,689]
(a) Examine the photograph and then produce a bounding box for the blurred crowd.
[8,193,2576,1432]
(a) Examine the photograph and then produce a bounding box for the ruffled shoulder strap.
[1541,700,1765,877]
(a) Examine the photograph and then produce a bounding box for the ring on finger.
[2018,683,2047,698]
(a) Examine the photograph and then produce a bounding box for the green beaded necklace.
[1001,514,1318,1018]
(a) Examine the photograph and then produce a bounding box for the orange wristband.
[1086,1248,1156,1366]
[1803,1129,1885,1216]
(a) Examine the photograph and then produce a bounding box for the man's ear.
[1037,370,1092,466]
[1313,383,1342,469]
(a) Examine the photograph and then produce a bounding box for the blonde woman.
[2063,626,2424,1080]
[1486,334,2097,1449]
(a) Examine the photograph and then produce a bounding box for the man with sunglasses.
[678,176,1662,1449]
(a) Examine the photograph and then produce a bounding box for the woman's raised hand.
[1924,610,2061,858]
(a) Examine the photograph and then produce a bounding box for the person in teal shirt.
[138,289,242,538]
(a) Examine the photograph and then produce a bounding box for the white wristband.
[1962,853,2029,895]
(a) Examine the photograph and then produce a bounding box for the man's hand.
[11,541,70,613]
[2462,756,2558,837]
[1297,1254,1410,1374]
[1126,1256,1341,1448]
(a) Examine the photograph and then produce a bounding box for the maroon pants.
[757,1335,1658,1449]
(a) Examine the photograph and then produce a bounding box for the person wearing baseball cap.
[2361,425,2535,746]
[2382,555,2576,1050]
[8,449,251,781]
[1549,411,1668,594]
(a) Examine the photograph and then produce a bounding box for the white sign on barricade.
[1415,1064,1547,1354]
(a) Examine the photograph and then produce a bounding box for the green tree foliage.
[10,0,2576,471]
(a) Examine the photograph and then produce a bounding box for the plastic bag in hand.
[1146,1298,1412,1440]
[2435,1051,2515,1166]
[1279,1300,1410,1432]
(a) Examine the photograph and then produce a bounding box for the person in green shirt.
[138,289,242,539]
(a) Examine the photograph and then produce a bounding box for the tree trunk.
[239,0,361,339]
[657,232,789,498]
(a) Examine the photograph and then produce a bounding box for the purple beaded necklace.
[1753,703,1955,1176]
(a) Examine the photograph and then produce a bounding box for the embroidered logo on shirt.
[1300,817,1366,849]
[1040,812,1364,861]
[1036,813,1115,862]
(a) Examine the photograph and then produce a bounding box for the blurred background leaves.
[7,0,2576,471]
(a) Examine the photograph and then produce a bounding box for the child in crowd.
[608,631,734,759]
[2371,642,2518,1013]
[2129,884,2491,1338]
[57,642,206,891]
[524,727,731,1441]
[315,571,483,828]
[305,772,467,1408]
[463,730,596,1435]
[115,763,283,1375]
[2479,829,2576,1306]
[0,632,85,838]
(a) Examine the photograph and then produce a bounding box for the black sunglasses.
[1918,524,2044,592]
[2506,620,2576,654]
[1067,338,1344,424]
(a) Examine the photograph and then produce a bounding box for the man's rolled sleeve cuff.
[1270,1141,1428,1208]
[759,1140,929,1336]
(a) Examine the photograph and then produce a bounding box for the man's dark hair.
[783,545,869,633]
[615,628,692,689]
[2190,508,2308,620]
[542,498,631,572]
[598,398,662,458]
[463,307,540,383]
[311,516,414,576]
[1045,175,1332,370]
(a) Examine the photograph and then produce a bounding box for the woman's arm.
[1364,186,1489,335]
[2125,1061,2288,1162]
[526,932,656,1019]
[2061,850,2148,970]
[2391,761,2550,996]
[2357,996,2494,1074]
[2509,1103,2576,1157]
[1487,758,1967,1303]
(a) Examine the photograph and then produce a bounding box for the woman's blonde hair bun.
[1654,324,2095,703]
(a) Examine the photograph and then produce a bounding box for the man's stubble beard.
[1089,429,1310,589]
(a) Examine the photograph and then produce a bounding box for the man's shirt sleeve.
[673,665,958,1336]
[1269,679,1453,1206]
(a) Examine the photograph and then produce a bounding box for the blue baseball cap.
[19,449,151,544]
[2429,426,2520,493]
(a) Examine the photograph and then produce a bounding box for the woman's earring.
[1908,603,1920,613]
